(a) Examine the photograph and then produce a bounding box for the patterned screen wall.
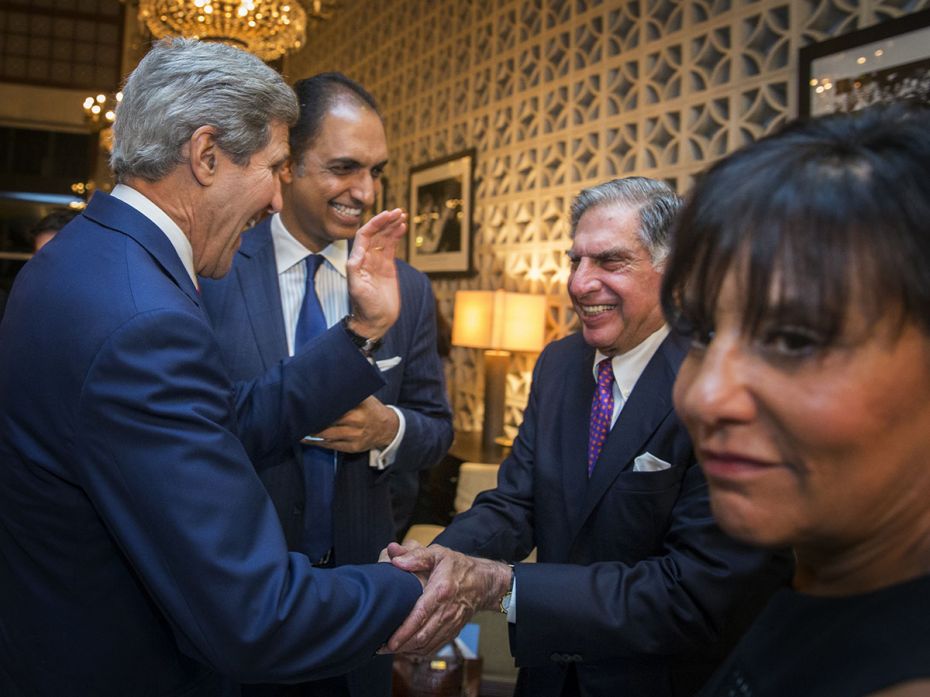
[287,0,929,436]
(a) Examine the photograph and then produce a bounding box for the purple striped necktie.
[587,358,615,476]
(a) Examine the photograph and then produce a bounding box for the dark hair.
[29,208,78,242]
[289,72,380,165]
[570,177,681,265]
[661,101,930,346]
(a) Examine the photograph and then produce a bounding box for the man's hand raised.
[345,208,406,340]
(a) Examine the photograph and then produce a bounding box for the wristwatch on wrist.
[499,565,515,615]
[341,315,382,357]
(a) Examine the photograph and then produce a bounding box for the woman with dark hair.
[661,102,930,696]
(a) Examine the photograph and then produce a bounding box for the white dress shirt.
[594,325,670,427]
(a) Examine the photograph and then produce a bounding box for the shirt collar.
[110,183,198,289]
[270,212,348,277]
[593,325,670,402]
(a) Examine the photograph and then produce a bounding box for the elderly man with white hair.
[0,38,421,697]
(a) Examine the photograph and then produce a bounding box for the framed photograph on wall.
[407,149,475,276]
[798,9,930,118]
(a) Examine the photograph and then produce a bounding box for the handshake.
[377,542,513,656]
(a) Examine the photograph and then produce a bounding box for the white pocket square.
[633,452,672,472]
[376,356,402,372]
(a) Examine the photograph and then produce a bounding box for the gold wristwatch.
[499,565,515,614]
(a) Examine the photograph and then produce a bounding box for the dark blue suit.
[200,217,453,696]
[0,192,422,696]
[436,332,792,697]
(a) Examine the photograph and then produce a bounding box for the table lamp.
[452,289,547,453]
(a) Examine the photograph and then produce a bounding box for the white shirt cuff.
[507,574,517,623]
[369,405,405,470]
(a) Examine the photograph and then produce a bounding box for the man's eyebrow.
[326,157,389,170]
[326,157,364,168]
[566,247,634,261]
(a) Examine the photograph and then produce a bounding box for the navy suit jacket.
[199,218,452,695]
[0,192,421,697]
[436,332,793,697]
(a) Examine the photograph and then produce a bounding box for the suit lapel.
[572,334,686,538]
[83,191,201,306]
[235,218,288,366]
[560,338,597,531]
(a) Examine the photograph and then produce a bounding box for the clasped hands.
[378,541,513,656]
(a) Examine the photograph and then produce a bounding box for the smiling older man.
[0,38,422,697]
[386,177,793,697]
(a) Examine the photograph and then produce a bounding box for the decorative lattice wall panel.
[286,0,929,436]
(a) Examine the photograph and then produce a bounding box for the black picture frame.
[407,149,475,276]
[798,9,930,118]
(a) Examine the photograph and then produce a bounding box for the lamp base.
[481,350,510,456]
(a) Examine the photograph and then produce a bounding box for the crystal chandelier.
[82,92,122,128]
[82,91,123,152]
[137,1,334,61]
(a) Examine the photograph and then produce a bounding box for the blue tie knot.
[305,253,324,278]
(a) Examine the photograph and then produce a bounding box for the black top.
[698,574,930,696]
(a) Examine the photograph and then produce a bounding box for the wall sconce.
[452,290,547,453]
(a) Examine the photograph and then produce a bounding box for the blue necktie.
[295,255,335,564]
[295,255,328,347]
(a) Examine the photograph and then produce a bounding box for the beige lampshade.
[452,290,546,353]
